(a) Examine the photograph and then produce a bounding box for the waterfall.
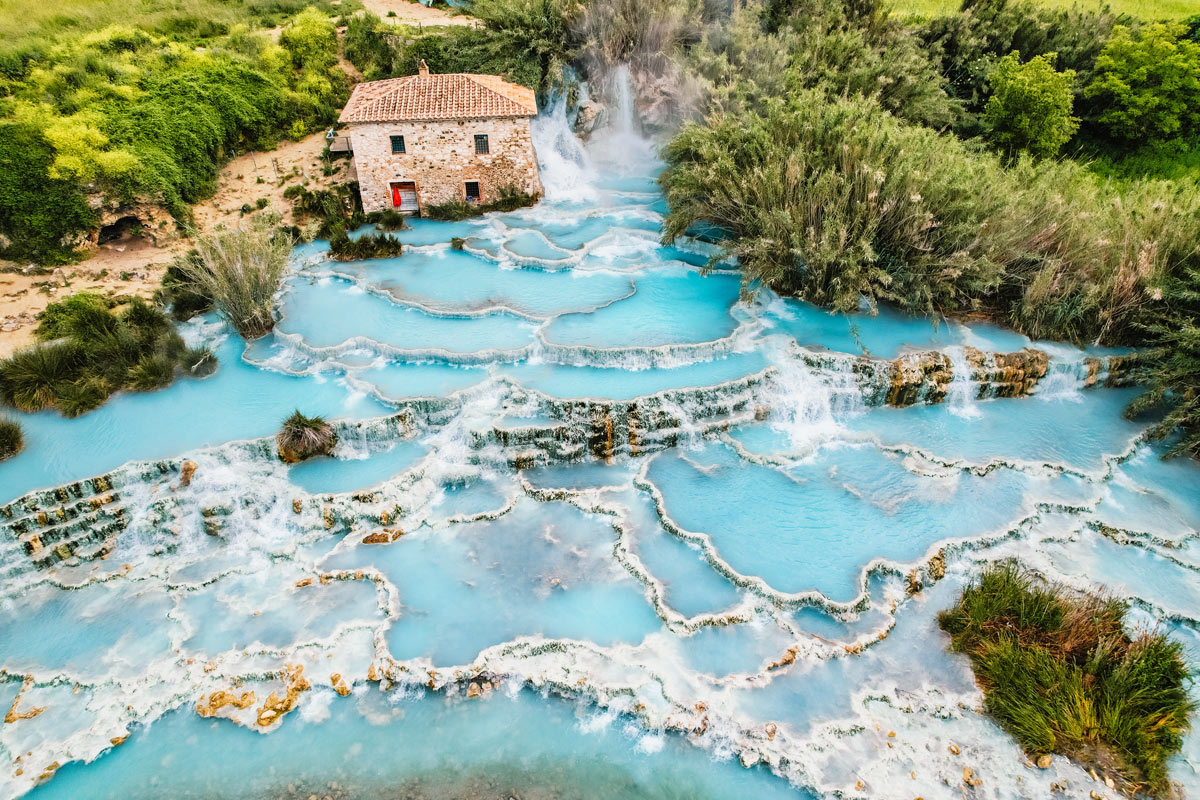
[1035,353,1088,402]
[610,64,637,137]
[586,65,657,171]
[946,347,981,419]
[531,89,596,202]
[768,345,864,451]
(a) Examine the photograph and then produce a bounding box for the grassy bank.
[892,0,1199,20]
[940,563,1193,796]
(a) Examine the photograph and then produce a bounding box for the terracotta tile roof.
[339,73,538,124]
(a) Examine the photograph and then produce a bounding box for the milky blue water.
[1,99,1198,800]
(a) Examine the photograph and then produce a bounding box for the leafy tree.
[983,51,1078,159]
[1085,23,1200,143]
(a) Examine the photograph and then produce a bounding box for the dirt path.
[358,0,476,26]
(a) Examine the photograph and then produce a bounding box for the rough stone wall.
[347,116,543,213]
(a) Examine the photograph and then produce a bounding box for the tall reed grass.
[176,216,293,339]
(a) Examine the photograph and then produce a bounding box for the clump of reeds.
[364,209,408,232]
[175,215,293,339]
[328,227,403,261]
[939,562,1193,796]
[0,417,23,461]
[423,187,540,221]
[276,410,337,463]
[0,294,214,417]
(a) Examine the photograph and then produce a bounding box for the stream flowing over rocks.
[0,83,1198,800]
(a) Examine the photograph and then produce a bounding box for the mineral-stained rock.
[256,664,310,727]
[292,498,302,514]
[764,722,777,741]
[195,689,257,718]
[323,506,335,530]
[1037,754,1053,768]
[179,460,198,487]
[573,100,609,139]
[5,675,46,723]
[985,348,1049,397]
[887,351,952,407]
[361,528,403,544]
[330,673,350,697]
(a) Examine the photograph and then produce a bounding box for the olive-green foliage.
[422,187,540,221]
[658,91,1200,344]
[983,52,1078,158]
[287,182,366,237]
[34,292,114,340]
[468,0,577,92]
[1085,23,1200,144]
[0,417,23,461]
[327,227,403,260]
[0,296,214,417]
[175,215,293,339]
[0,122,98,263]
[1126,264,1200,458]
[160,251,216,321]
[689,0,957,128]
[1,7,347,264]
[920,0,1127,134]
[364,209,408,232]
[940,563,1193,795]
[343,12,397,80]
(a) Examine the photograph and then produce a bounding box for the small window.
[390,135,406,154]
[473,134,489,155]
[464,181,481,202]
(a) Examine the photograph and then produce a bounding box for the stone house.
[338,61,543,214]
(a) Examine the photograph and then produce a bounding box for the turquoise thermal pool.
[2,96,1199,800]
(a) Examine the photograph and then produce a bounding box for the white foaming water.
[1036,347,1090,402]
[945,347,981,419]
[531,90,597,202]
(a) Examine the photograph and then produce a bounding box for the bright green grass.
[891,0,1200,20]
[0,0,357,51]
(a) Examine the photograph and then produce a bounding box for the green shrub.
[0,417,22,461]
[35,292,114,340]
[1086,23,1200,143]
[983,51,1078,159]
[364,208,408,231]
[276,409,336,462]
[920,0,1127,132]
[940,563,1193,796]
[160,251,215,320]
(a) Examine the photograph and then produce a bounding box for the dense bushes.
[0,295,215,417]
[1085,23,1200,144]
[660,92,1200,344]
[940,563,1193,796]
[328,228,403,260]
[0,7,348,264]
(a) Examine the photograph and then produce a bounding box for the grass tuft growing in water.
[939,562,1194,796]
[423,187,540,221]
[0,417,23,461]
[276,410,337,463]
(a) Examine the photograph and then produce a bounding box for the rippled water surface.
[2,95,1199,800]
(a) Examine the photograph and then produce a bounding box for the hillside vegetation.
[0,1,355,264]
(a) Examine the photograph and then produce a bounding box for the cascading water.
[1,80,1198,800]
[945,346,981,419]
